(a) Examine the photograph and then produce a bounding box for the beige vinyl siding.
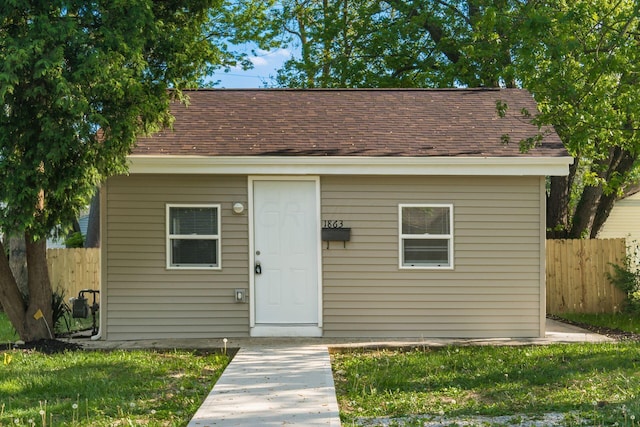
[598,192,640,242]
[103,174,249,340]
[321,175,544,338]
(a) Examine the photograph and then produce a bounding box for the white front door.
[251,178,321,336]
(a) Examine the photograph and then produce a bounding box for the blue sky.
[210,47,293,88]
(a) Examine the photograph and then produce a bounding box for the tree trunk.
[568,145,636,239]
[9,235,28,296]
[546,175,570,238]
[569,183,602,238]
[24,234,53,341]
[84,189,100,248]
[0,238,28,339]
[320,0,331,86]
[295,4,314,87]
[590,189,618,238]
[0,233,55,342]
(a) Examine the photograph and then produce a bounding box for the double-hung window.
[399,204,453,269]
[167,204,221,269]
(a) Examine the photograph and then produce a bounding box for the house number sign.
[323,220,344,229]
[321,220,351,248]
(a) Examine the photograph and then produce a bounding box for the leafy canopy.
[271,0,640,238]
[273,0,521,88]
[0,0,275,240]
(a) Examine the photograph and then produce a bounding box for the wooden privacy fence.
[546,238,627,314]
[46,248,100,300]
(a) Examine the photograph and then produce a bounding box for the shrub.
[607,244,640,313]
[65,231,84,248]
[52,288,71,334]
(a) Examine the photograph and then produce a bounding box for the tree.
[271,0,640,238]
[0,0,275,341]
[516,0,640,238]
[273,0,521,88]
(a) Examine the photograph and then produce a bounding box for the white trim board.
[128,155,573,176]
[250,325,323,338]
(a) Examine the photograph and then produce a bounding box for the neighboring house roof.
[129,88,572,176]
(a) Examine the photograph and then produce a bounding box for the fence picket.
[546,239,626,314]
[46,248,100,301]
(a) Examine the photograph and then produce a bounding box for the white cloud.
[257,48,292,58]
[212,46,294,88]
[250,56,269,66]
[251,48,292,67]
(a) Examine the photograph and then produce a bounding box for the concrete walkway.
[74,319,612,426]
[187,346,340,426]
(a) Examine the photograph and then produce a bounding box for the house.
[99,88,572,340]
[598,189,640,244]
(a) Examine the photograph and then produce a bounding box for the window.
[399,204,453,268]
[167,204,220,269]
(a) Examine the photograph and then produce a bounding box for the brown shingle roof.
[133,88,567,158]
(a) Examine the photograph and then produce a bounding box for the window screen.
[167,205,220,268]
[400,204,453,268]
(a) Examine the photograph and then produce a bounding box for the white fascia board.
[127,155,573,176]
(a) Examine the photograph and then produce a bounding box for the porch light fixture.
[232,202,245,214]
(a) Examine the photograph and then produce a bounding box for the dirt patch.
[1,339,83,354]
[548,314,640,341]
[355,412,581,426]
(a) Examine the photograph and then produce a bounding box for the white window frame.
[166,203,221,270]
[399,203,454,269]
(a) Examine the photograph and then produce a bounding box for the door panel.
[253,180,319,325]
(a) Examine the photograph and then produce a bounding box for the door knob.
[255,262,262,275]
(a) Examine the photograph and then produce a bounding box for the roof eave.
[127,155,573,176]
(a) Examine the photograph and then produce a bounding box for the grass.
[557,312,640,334]
[332,314,640,425]
[0,312,17,343]
[3,311,640,425]
[0,311,231,426]
[332,343,640,426]
[0,348,230,426]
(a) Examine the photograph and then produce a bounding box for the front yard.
[2,311,640,426]
[0,312,231,426]
[332,342,640,426]
[0,346,230,426]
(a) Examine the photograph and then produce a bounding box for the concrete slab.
[73,319,611,351]
[187,345,341,427]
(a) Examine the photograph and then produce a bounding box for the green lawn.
[333,342,640,425]
[3,311,640,426]
[0,348,229,426]
[331,314,640,425]
[332,342,640,426]
[0,311,230,426]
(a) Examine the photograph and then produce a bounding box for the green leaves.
[272,0,524,88]
[518,0,640,236]
[0,0,271,239]
[269,0,640,238]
